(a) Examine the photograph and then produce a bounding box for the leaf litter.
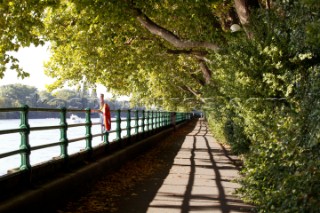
[55,130,184,213]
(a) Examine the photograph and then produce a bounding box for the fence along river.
[0,106,190,177]
[0,117,115,176]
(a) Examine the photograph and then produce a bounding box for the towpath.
[57,119,253,213]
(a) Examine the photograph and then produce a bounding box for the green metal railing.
[0,106,191,177]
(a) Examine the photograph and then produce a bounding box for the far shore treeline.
[0,84,133,119]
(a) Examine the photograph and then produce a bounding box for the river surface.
[0,117,137,176]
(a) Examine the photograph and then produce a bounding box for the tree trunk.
[198,60,211,85]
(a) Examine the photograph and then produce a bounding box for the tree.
[1,0,258,109]
[40,0,270,110]
[2,0,320,212]
[38,90,55,107]
[0,84,38,106]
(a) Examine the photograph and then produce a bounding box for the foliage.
[0,84,38,107]
[2,0,320,212]
[0,0,58,78]
[40,0,223,111]
[204,2,320,212]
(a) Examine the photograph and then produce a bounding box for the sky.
[0,44,54,90]
[0,44,127,99]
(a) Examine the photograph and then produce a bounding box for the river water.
[0,117,135,176]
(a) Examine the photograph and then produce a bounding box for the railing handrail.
[0,106,187,113]
[0,105,192,178]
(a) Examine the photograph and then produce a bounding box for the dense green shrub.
[205,1,320,212]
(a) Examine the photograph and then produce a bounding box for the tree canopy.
[2,0,320,211]
[1,0,248,110]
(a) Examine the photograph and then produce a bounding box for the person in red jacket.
[91,94,111,131]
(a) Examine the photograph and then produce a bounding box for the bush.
[205,2,320,212]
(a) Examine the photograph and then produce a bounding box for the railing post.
[162,112,166,127]
[116,109,121,140]
[155,111,158,129]
[164,112,167,126]
[85,108,93,154]
[142,110,145,133]
[19,105,31,172]
[145,111,149,132]
[158,111,161,128]
[156,111,158,128]
[149,111,152,131]
[127,109,131,138]
[176,112,179,123]
[135,110,139,134]
[154,111,156,129]
[59,107,68,160]
[164,112,168,126]
[151,111,154,130]
[162,112,165,126]
[161,111,164,127]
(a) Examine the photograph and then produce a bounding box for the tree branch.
[166,49,210,61]
[136,10,219,51]
[134,8,215,86]
[234,0,260,38]
[234,0,250,26]
[166,50,212,85]
[178,86,205,104]
[190,73,206,86]
[198,59,211,85]
[266,0,271,9]
[166,49,208,56]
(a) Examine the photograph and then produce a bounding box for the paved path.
[116,119,253,213]
[57,119,253,213]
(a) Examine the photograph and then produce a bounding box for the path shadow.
[116,119,253,213]
[116,119,199,213]
[179,119,252,213]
